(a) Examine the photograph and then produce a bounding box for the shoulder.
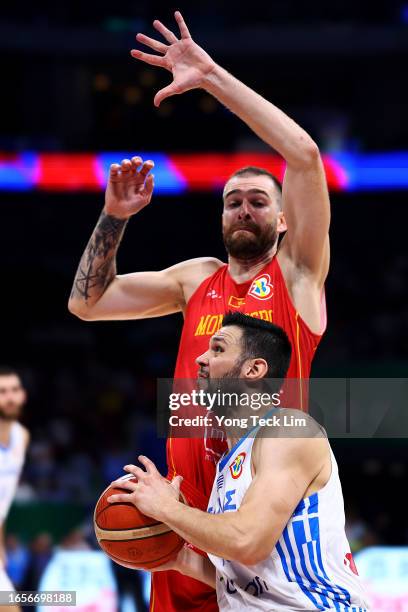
[168,257,225,300]
[169,257,224,278]
[253,410,327,472]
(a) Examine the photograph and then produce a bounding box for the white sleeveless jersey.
[0,422,27,523]
[207,432,369,611]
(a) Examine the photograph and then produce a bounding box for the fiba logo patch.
[249,274,273,300]
[229,452,246,479]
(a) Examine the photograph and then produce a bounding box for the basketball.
[94,475,184,570]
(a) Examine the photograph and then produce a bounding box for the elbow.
[293,138,320,169]
[233,537,274,567]
[67,299,94,321]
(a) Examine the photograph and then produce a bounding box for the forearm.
[177,547,216,588]
[69,211,127,310]
[162,500,247,562]
[202,65,318,167]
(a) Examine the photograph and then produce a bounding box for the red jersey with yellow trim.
[150,256,326,612]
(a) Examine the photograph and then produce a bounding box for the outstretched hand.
[131,11,216,107]
[107,455,183,522]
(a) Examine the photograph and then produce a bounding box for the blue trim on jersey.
[218,408,279,472]
[293,520,342,611]
[291,520,331,609]
[293,492,318,518]
[282,527,325,610]
[307,498,351,602]
[276,493,356,611]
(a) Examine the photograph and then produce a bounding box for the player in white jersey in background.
[109,313,369,611]
[0,367,30,610]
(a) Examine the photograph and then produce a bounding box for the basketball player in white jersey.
[109,313,369,611]
[0,367,30,609]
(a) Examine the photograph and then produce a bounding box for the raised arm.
[131,11,330,289]
[68,156,221,321]
[202,68,330,287]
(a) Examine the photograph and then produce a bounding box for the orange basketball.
[94,475,184,569]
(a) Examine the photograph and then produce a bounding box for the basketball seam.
[95,518,163,531]
[107,541,183,567]
[99,530,176,543]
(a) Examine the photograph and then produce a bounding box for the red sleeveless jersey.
[150,256,326,612]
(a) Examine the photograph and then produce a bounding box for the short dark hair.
[228,166,282,205]
[0,366,20,378]
[222,312,291,381]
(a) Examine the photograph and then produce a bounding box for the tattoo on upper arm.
[71,212,127,303]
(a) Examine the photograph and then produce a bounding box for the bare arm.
[69,156,155,319]
[153,544,216,588]
[131,11,330,292]
[108,437,327,566]
[202,67,330,285]
[69,155,223,321]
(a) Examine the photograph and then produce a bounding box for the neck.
[0,419,14,446]
[225,402,278,450]
[227,246,277,283]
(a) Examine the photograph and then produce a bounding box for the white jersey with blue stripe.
[207,431,369,611]
[0,422,26,524]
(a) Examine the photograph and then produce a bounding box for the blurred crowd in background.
[1,0,408,609]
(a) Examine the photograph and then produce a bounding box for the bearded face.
[0,375,26,421]
[222,174,283,259]
[223,218,278,259]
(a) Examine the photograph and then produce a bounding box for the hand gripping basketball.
[94,456,185,570]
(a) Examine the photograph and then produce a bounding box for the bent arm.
[202,66,330,283]
[69,246,222,321]
[159,436,326,565]
[165,546,216,588]
[68,210,129,318]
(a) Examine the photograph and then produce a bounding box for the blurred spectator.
[345,505,378,553]
[5,534,30,589]
[23,532,53,591]
[59,528,91,551]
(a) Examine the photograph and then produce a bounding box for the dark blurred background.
[1,1,408,610]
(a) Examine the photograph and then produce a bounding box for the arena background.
[1,0,408,609]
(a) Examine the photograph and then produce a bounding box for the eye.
[227,201,240,209]
[213,344,223,353]
[252,201,265,207]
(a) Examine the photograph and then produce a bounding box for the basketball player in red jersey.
[69,11,330,612]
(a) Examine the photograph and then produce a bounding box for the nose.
[195,351,209,367]
[237,200,252,220]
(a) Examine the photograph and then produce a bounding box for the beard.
[223,220,278,259]
[0,404,22,421]
[205,359,248,418]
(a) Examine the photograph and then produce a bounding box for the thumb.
[154,82,181,107]
[171,474,183,494]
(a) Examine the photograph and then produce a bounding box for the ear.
[277,211,287,234]
[242,358,268,380]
